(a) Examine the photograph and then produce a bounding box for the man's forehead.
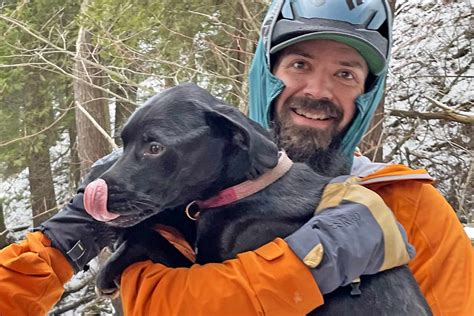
[279,39,368,70]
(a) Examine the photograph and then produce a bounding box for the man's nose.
[302,73,334,101]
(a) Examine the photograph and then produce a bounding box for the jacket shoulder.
[351,156,433,185]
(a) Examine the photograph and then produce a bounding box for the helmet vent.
[363,10,378,29]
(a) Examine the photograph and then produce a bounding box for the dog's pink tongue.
[84,179,120,221]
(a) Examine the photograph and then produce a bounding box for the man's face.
[271,39,368,162]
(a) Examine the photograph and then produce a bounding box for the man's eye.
[292,61,306,69]
[337,71,355,80]
[145,143,164,155]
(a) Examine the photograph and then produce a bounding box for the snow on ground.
[465,226,474,244]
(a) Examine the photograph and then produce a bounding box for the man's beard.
[271,96,351,176]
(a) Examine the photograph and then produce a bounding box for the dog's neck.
[185,152,293,220]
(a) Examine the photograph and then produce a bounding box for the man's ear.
[205,104,279,179]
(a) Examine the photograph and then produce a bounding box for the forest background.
[0,0,472,314]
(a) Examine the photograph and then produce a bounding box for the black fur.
[96,83,431,315]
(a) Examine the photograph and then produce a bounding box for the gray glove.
[36,150,122,272]
[285,177,415,294]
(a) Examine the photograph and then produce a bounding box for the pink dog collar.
[185,151,293,220]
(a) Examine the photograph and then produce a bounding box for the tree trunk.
[228,1,247,108]
[72,2,123,314]
[114,84,137,146]
[0,204,8,248]
[359,102,385,161]
[73,0,111,176]
[68,115,81,189]
[231,1,262,112]
[358,0,396,162]
[28,144,58,226]
[23,74,58,226]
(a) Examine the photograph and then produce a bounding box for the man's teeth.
[294,108,330,120]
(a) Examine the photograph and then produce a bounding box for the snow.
[465,226,474,242]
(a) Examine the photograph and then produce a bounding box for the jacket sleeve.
[0,233,322,315]
[120,238,323,316]
[370,180,474,316]
[411,184,474,316]
[0,231,73,315]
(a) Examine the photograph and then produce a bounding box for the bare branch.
[0,107,71,147]
[459,154,473,215]
[64,273,96,294]
[425,95,473,116]
[75,101,118,149]
[0,14,144,94]
[238,0,260,34]
[388,108,474,124]
[50,293,96,314]
[385,125,418,162]
[34,52,140,107]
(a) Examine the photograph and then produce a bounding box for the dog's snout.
[100,173,130,193]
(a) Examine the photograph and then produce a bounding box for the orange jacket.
[0,164,473,315]
[359,163,474,316]
[0,233,321,316]
[0,231,73,315]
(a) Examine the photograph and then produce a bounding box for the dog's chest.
[194,200,319,263]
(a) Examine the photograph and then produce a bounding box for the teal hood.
[248,1,388,162]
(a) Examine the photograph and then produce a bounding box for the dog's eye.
[145,143,164,156]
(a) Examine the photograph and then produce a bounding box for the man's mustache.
[285,96,343,121]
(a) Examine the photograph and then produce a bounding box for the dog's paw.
[95,268,121,299]
[95,284,120,300]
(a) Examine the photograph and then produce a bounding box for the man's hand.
[285,176,415,294]
[36,150,122,272]
[38,193,120,273]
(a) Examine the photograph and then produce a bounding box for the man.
[0,1,472,315]
[248,0,473,314]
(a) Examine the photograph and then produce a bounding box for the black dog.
[87,83,431,315]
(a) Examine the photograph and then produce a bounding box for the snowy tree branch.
[388,106,474,124]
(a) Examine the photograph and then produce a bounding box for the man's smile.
[288,103,340,130]
[293,107,336,121]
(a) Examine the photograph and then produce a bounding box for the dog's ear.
[205,104,279,179]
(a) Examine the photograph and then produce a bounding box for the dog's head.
[84,83,279,226]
